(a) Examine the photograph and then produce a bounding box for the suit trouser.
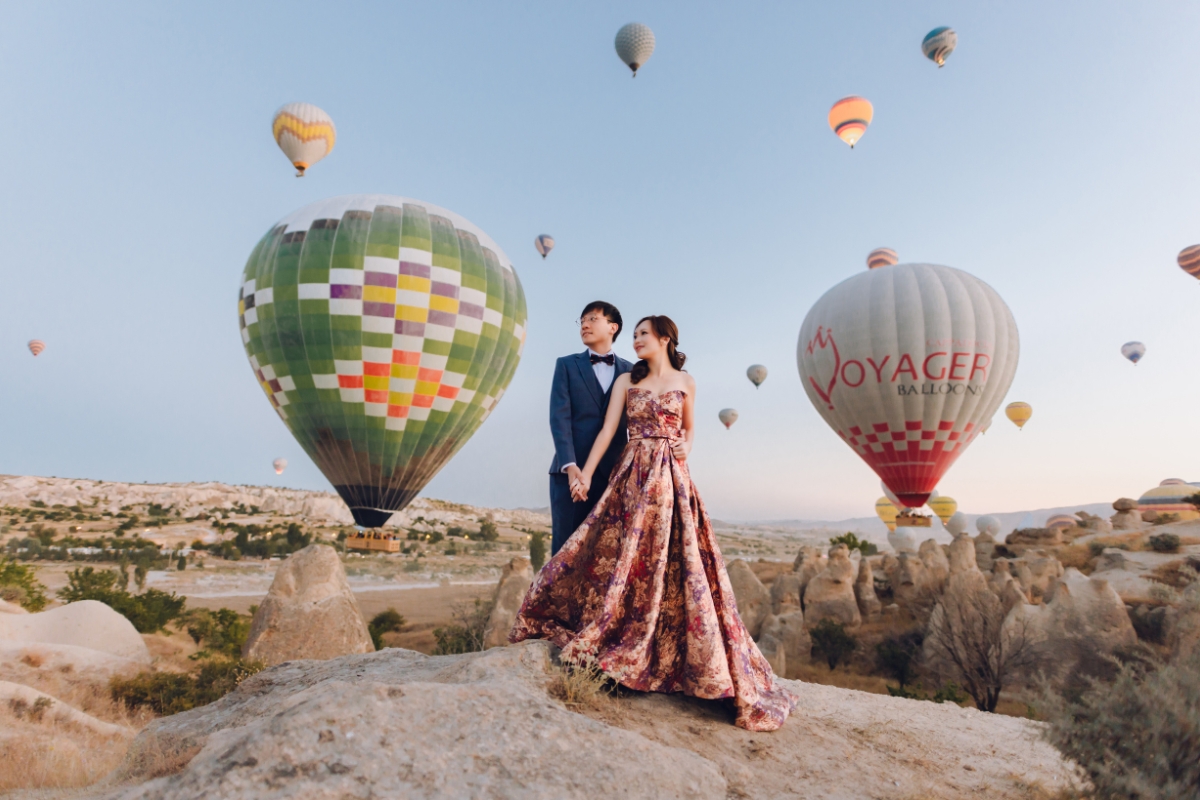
[549,469,609,555]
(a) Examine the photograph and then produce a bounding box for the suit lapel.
[573,351,605,410]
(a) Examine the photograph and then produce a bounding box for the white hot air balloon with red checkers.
[797,262,1019,508]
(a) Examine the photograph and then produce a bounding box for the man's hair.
[581,301,623,340]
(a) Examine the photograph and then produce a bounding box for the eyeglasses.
[577,314,609,327]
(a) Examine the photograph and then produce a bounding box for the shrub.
[1042,649,1200,798]
[110,657,264,716]
[477,519,499,542]
[1149,533,1181,554]
[0,556,48,611]
[183,608,251,658]
[875,629,924,688]
[829,532,878,556]
[529,531,547,571]
[886,681,967,704]
[368,608,406,650]
[427,530,444,544]
[57,566,185,632]
[810,619,857,670]
[432,598,494,655]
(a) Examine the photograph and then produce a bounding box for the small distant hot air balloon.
[534,235,555,259]
[976,515,1001,536]
[922,27,958,67]
[828,96,873,148]
[273,458,288,475]
[867,248,898,269]
[1121,341,1145,365]
[746,364,768,388]
[927,495,958,525]
[1046,514,1078,532]
[1178,245,1200,279]
[27,340,45,357]
[615,23,655,77]
[875,496,898,531]
[1005,401,1032,430]
[272,103,336,177]
[718,408,739,429]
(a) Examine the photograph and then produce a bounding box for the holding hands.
[570,468,592,502]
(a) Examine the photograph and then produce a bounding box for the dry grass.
[547,655,613,712]
[1053,544,1093,573]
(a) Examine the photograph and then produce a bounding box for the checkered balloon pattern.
[239,195,527,527]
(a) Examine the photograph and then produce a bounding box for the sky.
[2,1,1199,521]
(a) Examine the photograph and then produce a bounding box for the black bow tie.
[589,353,615,366]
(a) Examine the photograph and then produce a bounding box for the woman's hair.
[629,315,687,384]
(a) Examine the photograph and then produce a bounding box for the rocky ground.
[28,642,1071,800]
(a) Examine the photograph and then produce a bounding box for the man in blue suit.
[548,301,633,555]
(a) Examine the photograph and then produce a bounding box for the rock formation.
[1076,511,1113,534]
[768,572,803,615]
[482,558,534,649]
[791,546,827,602]
[243,545,373,665]
[726,559,770,638]
[97,641,1075,799]
[1110,497,1143,530]
[919,539,950,591]
[756,614,788,676]
[802,545,861,628]
[0,600,150,664]
[854,557,881,620]
[974,531,997,572]
[888,552,928,609]
[1005,527,1062,547]
[1012,551,1064,601]
[947,534,977,574]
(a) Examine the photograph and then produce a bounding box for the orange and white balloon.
[828,96,873,148]
[1178,245,1200,280]
[718,408,739,429]
[273,458,288,475]
[27,339,45,356]
[867,248,898,269]
[272,103,336,177]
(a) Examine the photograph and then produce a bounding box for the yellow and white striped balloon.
[272,103,336,177]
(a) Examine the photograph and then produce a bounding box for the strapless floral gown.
[510,387,796,731]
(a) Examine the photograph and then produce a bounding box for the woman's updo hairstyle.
[629,315,687,384]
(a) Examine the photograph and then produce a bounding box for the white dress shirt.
[562,348,617,473]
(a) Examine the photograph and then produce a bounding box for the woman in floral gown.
[510,316,796,732]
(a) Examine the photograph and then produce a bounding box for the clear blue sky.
[2,1,1198,520]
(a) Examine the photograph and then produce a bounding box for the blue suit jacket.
[548,351,633,475]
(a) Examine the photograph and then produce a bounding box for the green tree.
[58,566,185,633]
[368,608,406,650]
[433,598,494,655]
[810,619,858,670]
[875,629,924,688]
[184,608,251,658]
[829,532,878,556]
[0,556,49,611]
[529,531,547,571]
[477,518,499,542]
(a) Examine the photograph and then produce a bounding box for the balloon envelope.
[875,496,898,531]
[867,248,898,269]
[746,364,768,387]
[27,340,45,356]
[614,23,655,76]
[239,194,527,527]
[273,458,288,475]
[534,234,554,259]
[922,26,957,67]
[1178,245,1200,279]
[272,103,336,177]
[718,408,738,429]
[1046,514,1077,532]
[1120,341,1145,364]
[828,96,873,147]
[799,263,1019,508]
[927,495,958,525]
[976,515,1000,536]
[1005,401,1032,429]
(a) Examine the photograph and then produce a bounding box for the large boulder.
[769,572,803,615]
[947,534,977,574]
[854,557,881,620]
[1110,498,1143,530]
[726,559,770,639]
[803,545,861,629]
[483,558,534,649]
[919,539,950,590]
[1005,527,1062,548]
[1013,552,1064,601]
[0,600,150,664]
[776,610,810,678]
[0,597,28,614]
[756,614,788,677]
[243,545,373,665]
[791,546,828,601]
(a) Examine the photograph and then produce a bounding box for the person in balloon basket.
[547,301,635,556]
[512,315,797,731]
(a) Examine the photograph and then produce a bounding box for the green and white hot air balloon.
[238,194,528,527]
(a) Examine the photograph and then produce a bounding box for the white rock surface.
[0,600,150,664]
[90,641,1074,800]
[0,597,29,614]
[0,680,130,737]
[0,640,147,678]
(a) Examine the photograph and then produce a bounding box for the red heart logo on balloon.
[805,326,840,410]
